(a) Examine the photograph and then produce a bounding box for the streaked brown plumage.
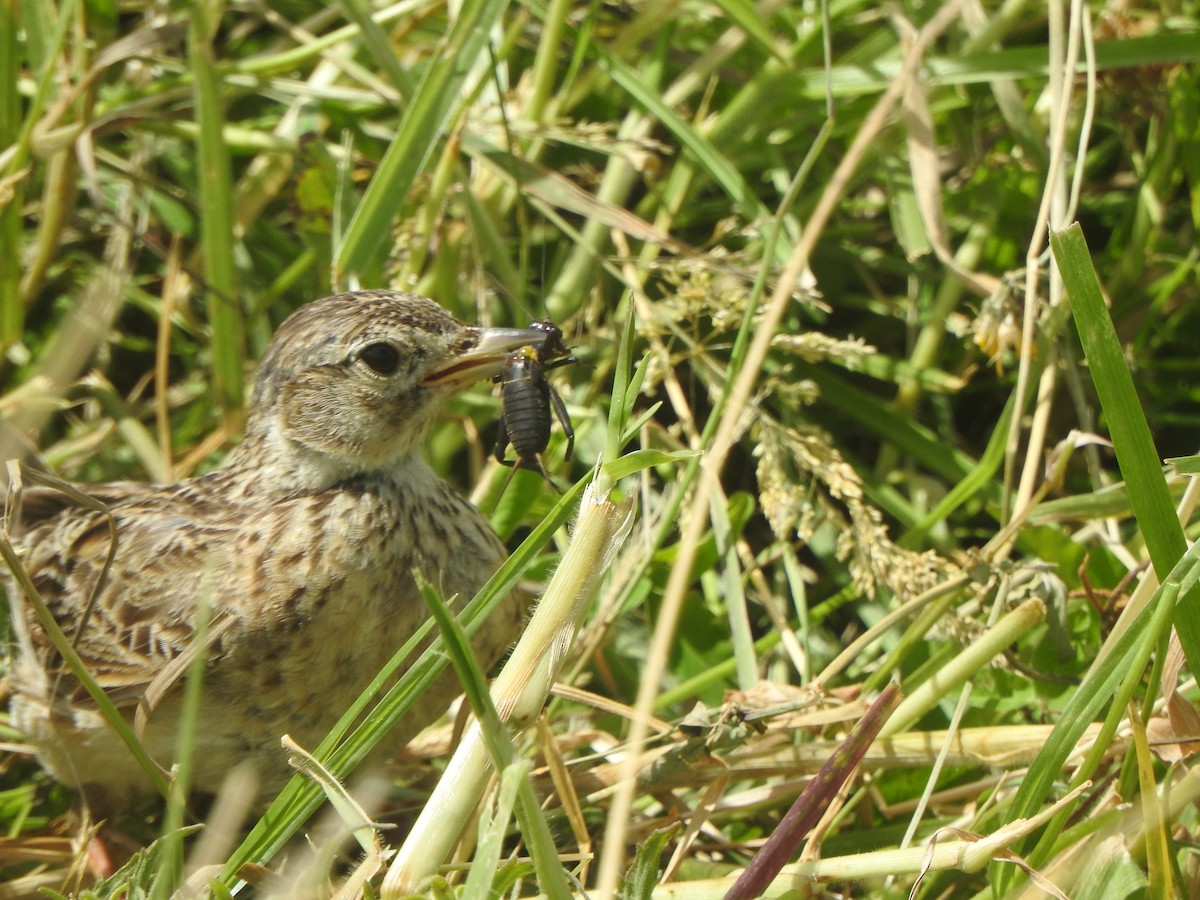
[4,290,538,805]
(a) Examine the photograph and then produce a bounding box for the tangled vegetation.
[3,0,1200,896]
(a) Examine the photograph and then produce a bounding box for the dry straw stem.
[274,735,391,899]
[725,684,903,900]
[1006,1,1095,530]
[605,722,1110,791]
[1033,761,1200,895]
[594,1,969,893]
[647,783,1089,899]
[382,481,634,896]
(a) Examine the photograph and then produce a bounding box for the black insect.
[494,321,576,481]
[528,319,572,364]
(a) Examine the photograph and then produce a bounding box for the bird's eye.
[358,342,401,375]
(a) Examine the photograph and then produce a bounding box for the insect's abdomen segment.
[501,359,552,470]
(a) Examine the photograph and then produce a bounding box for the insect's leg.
[532,454,561,492]
[542,355,578,372]
[547,385,575,462]
[494,417,516,467]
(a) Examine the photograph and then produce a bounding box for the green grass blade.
[765,33,1200,100]
[605,297,638,472]
[796,362,978,485]
[2,0,76,343]
[709,0,786,63]
[416,573,512,767]
[0,2,19,345]
[190,0,243,421]
[901,382,1022,548]
[334,0,512,280]
[1051,225,1197,664]
[337,0,416,97]
[415,575,572,899]
[594,46,769,223]
[993,546,1200,892]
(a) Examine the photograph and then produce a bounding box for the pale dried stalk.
[1005,0,1094,533]
[593,3,970,893]
[649,782,1088,898]
[381,481,633,897]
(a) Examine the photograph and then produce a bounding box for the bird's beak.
[421,325,551,388]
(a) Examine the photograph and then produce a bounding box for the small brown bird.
[4,290,541,806]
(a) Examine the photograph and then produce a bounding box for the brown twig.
[724,683,903,900]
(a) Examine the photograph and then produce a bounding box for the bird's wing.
[6,482,240,710]
[11,482,158,530]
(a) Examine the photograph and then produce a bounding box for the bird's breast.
[212,475,506,724]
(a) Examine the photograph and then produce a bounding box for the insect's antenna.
[490,461,522,514]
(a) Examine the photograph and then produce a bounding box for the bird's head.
[237,290,549,490]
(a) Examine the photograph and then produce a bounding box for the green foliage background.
[3,0,1200,896]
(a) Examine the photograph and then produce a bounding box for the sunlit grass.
[3,1,1200,897]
